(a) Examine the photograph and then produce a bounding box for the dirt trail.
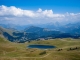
[1,53,51,59]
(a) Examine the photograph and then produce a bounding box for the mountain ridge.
[0,23,80,43]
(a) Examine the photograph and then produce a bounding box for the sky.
[0,0,80,25]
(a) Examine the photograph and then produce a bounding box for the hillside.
[0,36,80,60]
[0,26,17,36]
[0,25,80,43]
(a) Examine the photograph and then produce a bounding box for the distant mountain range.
[0,23,80,43]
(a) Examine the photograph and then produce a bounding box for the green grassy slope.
[0,37,80,60]
[0,26,16,36]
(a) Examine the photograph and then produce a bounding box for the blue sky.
[0,0,80,13]
[0,0,80,25]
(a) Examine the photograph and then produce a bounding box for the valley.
[0,36,80,60]
[0,1,80,60]
[0,23,80,60]
[0,23,80,43]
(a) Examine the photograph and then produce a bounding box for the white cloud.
[0,5,65,18]
[0,5,35,17]
[37,8,42,12]
[0,5,80,25]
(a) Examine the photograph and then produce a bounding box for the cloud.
[37,8,42,12]
[0,5,65,18]
[0,5,35,17]
[0,5,80,25]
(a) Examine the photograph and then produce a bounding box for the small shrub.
[39,51,46,55]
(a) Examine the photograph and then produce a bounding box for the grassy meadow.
[0,37,80,60]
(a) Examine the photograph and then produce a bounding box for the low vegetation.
[0,37,80,60]
[39,51,46,55]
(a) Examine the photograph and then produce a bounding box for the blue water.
[27,45,56,49]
